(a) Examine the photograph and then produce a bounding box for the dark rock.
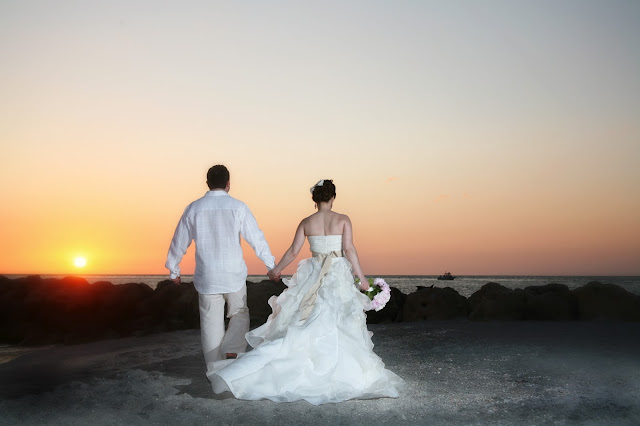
[366,287,406,324]
[104,282,155,337]
[523,283,578,320]
[469,282,526,321]
[415,285,434,291]
[3,275,638,347]
[0,276,201,346]
[573,281,640,321]
[173,282,200,329]
[402,287,468,321]
[247,280,286,327]
[151,280,200,331]
[17,322,61,346]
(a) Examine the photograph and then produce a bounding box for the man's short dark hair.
[207,165,230,189]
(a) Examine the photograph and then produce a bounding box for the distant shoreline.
[3,273,639,277]
[3,273,640,298]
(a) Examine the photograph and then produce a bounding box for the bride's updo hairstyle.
[310,179,336,203]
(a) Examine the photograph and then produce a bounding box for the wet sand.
[1,321,639,425]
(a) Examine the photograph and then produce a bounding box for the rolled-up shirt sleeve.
[241,206,276,270]
[165,210,192,279]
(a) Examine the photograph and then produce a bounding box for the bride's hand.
[359,278,370,291]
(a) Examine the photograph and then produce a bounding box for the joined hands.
[268,269,281,282]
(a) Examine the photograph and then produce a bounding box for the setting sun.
[74,257,87,268]
[0,2,638,277]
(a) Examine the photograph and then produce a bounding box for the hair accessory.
[310,180,324,194]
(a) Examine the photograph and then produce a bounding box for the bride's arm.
[342,216,369,290]
[271,221,306,278]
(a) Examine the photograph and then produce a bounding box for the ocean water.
[4,274,640,298]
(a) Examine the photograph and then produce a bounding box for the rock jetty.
[1,275,638,346]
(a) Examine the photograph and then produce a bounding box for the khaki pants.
[198,286,249,373]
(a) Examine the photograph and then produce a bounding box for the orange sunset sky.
[1,1,639,276]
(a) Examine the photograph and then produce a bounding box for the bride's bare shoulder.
[298,213,318,230]
[332,211,351,224]
[301,212,318,223]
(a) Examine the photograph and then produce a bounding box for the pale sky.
[1,0,639,276]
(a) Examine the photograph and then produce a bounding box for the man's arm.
[165,210,192,283]
[241,206,276,271]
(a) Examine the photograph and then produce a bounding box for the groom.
[165,165,276,372]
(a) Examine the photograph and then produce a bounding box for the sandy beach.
[1,320,639,425]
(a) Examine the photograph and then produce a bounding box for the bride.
[208,179,403,405]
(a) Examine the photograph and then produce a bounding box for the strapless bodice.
[308,235,342,254]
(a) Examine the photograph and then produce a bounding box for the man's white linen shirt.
[166,191,275,294]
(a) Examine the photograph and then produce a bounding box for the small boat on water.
[437,272,456,280]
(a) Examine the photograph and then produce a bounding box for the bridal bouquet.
[357,278,391,311]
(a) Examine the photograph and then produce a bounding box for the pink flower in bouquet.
[363,278,391,312]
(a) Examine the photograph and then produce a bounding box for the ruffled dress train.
[207,235,403,405]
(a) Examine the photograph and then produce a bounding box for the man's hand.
[171,276,181,285]
[267,269,281,282]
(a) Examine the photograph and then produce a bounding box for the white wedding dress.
[208,235,404,405]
